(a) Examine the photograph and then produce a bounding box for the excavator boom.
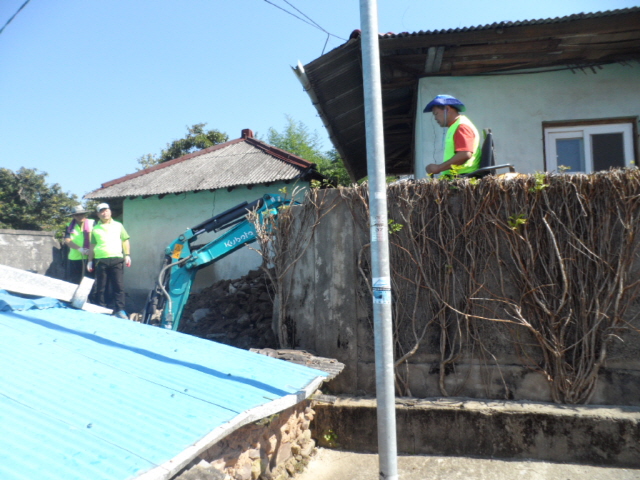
[142,194,287,330]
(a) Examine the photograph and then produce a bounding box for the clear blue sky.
[1,0,638,199]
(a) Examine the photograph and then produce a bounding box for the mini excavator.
[142,193,288,330]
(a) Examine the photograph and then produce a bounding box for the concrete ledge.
[311,396,640,468]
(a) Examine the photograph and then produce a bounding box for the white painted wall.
[415,63,640,178]
[121,184,307,307]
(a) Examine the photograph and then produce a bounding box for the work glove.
[79,247,90,255]
[125,255,131,268]
[87,261,93,272]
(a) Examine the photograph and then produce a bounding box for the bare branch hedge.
[258,170,640,404]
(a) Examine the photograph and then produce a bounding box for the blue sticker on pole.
[372,277,391,304]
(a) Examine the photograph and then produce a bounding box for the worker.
[424,94,480,177]
[88,203,131,319]
[64,205,94,285]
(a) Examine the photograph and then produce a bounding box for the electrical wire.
[0,0,32,36]
[261,0,347,42]
[282,0,325,33]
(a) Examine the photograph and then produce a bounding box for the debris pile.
[179,268,278,350]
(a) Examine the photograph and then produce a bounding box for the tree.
[136,123,228,170]
[266,116,352,186]
[0,168,79,237]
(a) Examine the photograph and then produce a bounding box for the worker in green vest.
[87,203,131,319]
[64,205,94,285]
[424,95,480,177]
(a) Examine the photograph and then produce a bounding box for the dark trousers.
[68,259,86,285]
[94,257,125,313]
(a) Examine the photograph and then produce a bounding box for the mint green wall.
[121,183,307,308]
[415,64,640,178]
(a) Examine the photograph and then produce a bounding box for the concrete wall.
[122,184,307,311]
[414,63,640,178]
[0,229,65,279]
[281,188,640,405]
[312,397,640,468]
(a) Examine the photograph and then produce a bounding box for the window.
[544,120,636,173]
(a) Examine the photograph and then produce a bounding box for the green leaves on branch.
[508,213,527,231]
[529,172,549,193]
[136,123,228,170]
[388,218,403,234]
[0,167,79,238]
[267,116,352,186]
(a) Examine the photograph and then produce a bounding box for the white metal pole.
[359,1,399,479]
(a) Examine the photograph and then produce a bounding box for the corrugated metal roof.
[85,135,319,200]
[352,6,640,41]
[0,290,327,480]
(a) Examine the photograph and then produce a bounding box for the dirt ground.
[294,448,640,480]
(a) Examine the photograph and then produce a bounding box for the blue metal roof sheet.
[0,290,327,480]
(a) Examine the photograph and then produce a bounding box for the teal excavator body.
[142,193,287,330]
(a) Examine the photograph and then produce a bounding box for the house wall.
[122,184,306,311]
[415,63,640,178]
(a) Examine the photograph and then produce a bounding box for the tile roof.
[0,290,327,480]
[85,133,319,200]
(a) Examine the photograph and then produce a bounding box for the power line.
[261,0,347,42]
[0,0,33,36]
[282,0,325,32]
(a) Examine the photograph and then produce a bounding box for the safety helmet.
[423,94,466,113]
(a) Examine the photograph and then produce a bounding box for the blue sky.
[1,0,638,199]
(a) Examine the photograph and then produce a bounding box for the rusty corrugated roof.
[85,134,319,200]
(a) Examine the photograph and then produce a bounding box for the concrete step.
[311,396,640,468]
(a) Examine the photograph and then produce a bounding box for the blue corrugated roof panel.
[0,290,327,480]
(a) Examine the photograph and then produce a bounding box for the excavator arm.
[142,193,287,330]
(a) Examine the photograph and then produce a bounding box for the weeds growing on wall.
[255,170,640,404]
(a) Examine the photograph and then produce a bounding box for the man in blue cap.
[424,95,480,177]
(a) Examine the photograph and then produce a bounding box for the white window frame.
[544,121,635,173]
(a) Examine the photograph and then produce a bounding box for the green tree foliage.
[267,116,352,186]
[322,147,353,186]
[0,168,79,237]
[136,123,229,170]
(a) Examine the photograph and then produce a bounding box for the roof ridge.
[97,137,247,190]
[244,137,316,169]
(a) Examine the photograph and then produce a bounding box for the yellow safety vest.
[441,115,480,177]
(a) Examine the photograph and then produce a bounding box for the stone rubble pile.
[179,268,278,350]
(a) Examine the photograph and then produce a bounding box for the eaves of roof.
[301,7,640,181]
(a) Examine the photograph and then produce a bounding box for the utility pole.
[359,1,399,479]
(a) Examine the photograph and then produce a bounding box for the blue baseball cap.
[423,94,466,112]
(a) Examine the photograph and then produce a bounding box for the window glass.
[592,133,625,171]
[544,121,634,174]
[556,138,585,172]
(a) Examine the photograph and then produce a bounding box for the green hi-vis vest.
[91,220,129,259]
[441,115,480,177]
[67,219,94,260]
